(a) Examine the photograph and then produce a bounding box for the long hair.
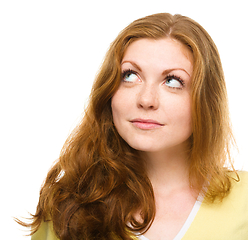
[19,13,237,239]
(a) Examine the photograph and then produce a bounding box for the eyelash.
[121,69,138,81]
[121,70,185,89]
[165,74,185,90]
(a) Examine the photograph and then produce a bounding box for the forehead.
[122,38,193,75]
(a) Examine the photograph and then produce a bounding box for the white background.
[1,0,247,239]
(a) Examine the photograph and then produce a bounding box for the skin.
[111,38,196,240]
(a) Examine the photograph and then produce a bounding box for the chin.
[124,136,191,154]
[126,140,162,152]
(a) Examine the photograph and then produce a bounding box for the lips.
[130,118,164,130]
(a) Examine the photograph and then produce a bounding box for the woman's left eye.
[165,75,184,89]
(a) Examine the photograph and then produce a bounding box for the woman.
[20,13,248,239]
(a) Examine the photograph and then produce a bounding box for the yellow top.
[181,171,248,240]
[31,171,248,240]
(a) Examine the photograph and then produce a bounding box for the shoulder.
[230,170,248,182]
[228,171,248,198]
[203,171,248,231]
[210,170,248,207]
[31,221,59,240]
[181,171,248,239]
[31,221,138,240]
[236,170,248,183]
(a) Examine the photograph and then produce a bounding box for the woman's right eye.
[122,70,139,83]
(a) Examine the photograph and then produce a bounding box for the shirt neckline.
[134,197,203,240]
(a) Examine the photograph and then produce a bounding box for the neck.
[140,144,191,192]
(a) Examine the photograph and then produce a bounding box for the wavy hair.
[19,13,238,240]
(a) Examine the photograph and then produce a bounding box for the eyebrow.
[121,61,142,72]
[121,60,191,77]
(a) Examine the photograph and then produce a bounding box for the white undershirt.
[134,198,203,240]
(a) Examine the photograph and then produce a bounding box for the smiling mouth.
[130,119,164,130]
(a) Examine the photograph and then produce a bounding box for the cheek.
[166,96,192,128]
[178,101,192,133]
[111,88,135,117]
[111,90,127,124]
[111,91,132,143]
[111,95,119,123]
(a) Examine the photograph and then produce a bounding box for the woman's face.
[111,38,193,154]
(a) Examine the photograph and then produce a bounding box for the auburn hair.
[19,13,238,239]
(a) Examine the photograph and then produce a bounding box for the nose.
[137,84,159,110]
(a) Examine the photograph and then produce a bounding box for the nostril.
[137,85,159,110]
[138,95,159,109]
[138,98,158,110]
